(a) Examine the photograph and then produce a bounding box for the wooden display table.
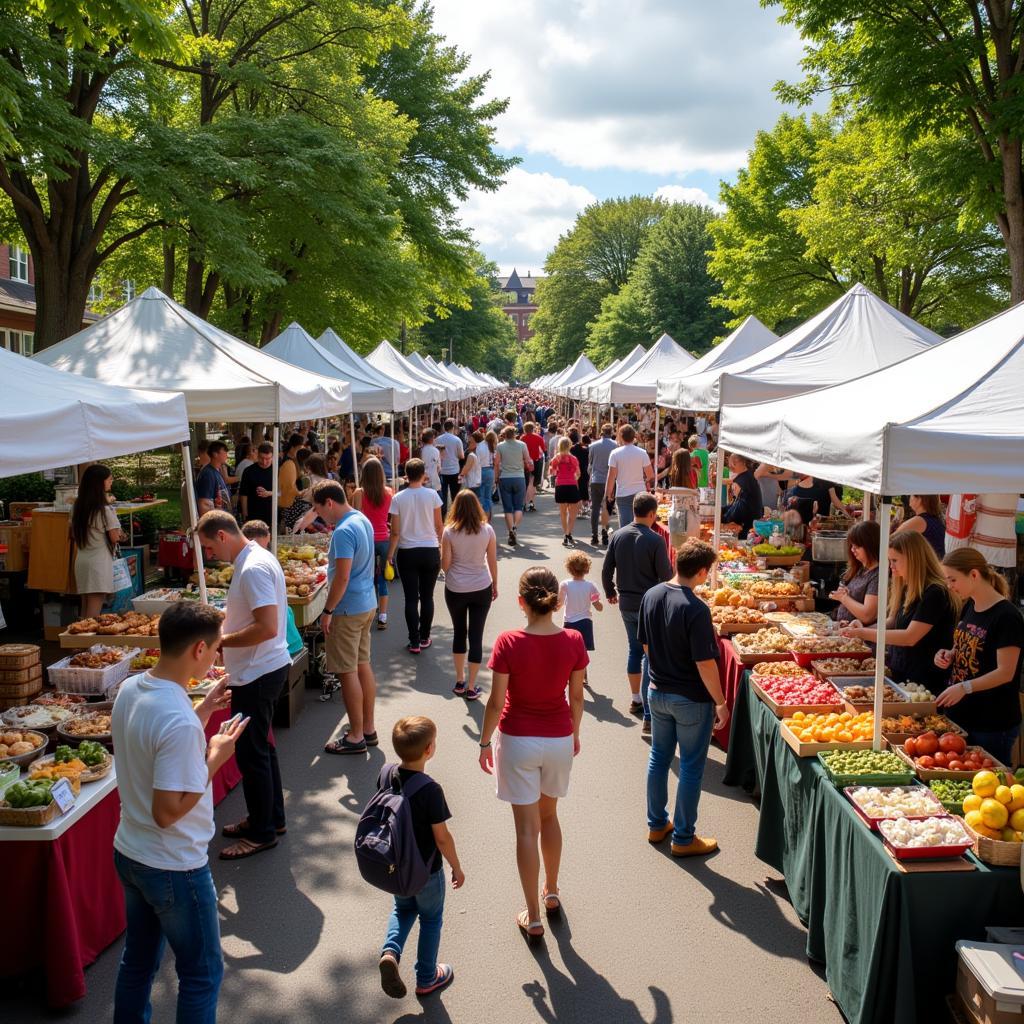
[289,583,328,627]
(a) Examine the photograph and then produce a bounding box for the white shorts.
[494,732,574,804]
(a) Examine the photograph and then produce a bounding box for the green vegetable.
[820,749,908,775]
[928,779,973,809]
[5,779,55,808]
[76,741,106,767]
[54,744,75,764]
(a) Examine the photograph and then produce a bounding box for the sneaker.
[629,700,644,717]
[379,954,406,999]
[601,528,609,547]
[641,718,652,737]
[648,822,673,844]
[453,681,468,696]
[415,963,454,997]
[671,836,718,858]
[407,643,421,655]
[509,530,517,547]
[591,534,599,545]
[567,535,576,546]
[419,637,433,650]
[377,613,388,631]
[561,535,569,547]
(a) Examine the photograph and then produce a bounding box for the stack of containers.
[0,644,42,709]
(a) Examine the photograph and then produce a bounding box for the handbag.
[109,549,135,612]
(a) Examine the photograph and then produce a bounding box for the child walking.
[558,552,603,674]
[378,717,464,999]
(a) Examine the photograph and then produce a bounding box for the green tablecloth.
[723,670,1024,1024]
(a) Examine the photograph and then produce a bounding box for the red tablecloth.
[0,788,125,1007]
[714,636,746,750]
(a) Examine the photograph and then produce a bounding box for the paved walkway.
[16,496,840,1023]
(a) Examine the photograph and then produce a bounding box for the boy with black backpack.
[366,716,464,999]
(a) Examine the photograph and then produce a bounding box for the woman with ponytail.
[478,567,587,943]
[935,547,1024,766]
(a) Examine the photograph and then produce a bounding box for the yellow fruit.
[973,770,999,798]
[995,785,1013,805]
[965,809,984,830]
[974,823,1003,840]
[963,794,983,814]
[1008,785,1024,812]
[1010,809,1024,832]
[1002,829,1024,843]
[981,798,1009,830]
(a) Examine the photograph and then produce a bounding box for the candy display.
[847,786,946,821]
[753,674,843,707]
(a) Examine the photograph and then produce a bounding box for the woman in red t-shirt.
[549,438,581,547]
[351,457,393,629]
[480,567,587,942]
[521,421,547,512]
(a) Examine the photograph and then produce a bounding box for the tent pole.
[654,405,660,481]
[350,412,359,488]
[872,498,892,751]
[711,446,725,588]
[181,441,208,605]
[272,424,280,553]
[390,415,398,491]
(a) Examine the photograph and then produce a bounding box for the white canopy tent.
[546,353,598,391]
[565,356,621,400]
[0,346,189,478]
[656,316,778,408]
[412,353,473,399]
[586,333,695,405]
[366,341,447,405]
[35,287,353,559]
[572,345,647,402]
[662,284,942,411]
[318,329,435,408]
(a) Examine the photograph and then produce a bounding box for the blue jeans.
[374,539,391,597]
[113,850,223,1024]
[620,608,650,719]
[476,467,494,515]
[499,476,526,513]
[968,725,1021,770]
[646,690,715,846]
[381,868,445,987]
[616,494,635,526]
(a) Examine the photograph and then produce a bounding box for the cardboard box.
[0,522,32,571]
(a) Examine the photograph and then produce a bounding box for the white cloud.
[432,0,805,176]
[654,185,724,212]
[459,167,596,276]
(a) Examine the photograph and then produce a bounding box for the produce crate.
[882,716,967,747]
[47,649,140,695]
[0,797,64,826]
[729,639,793,666]
[131,589,184,615]
[892,743,1008,782]
[961,819,1023,867]
[812,663,878,680]
[843,784,947,831]
[832,677,918,717]
[749,675,843,718]
[817,751,915,788]
[780,721,874,758]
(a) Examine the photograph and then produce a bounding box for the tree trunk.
[1000,138,1024,304]
[32,253,93,350]
[162,242,176,296]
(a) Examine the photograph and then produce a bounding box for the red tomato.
[916,731,939,755]
[947,760,964,771]
[981,758,994,768]
[917,755,936,769]
[904,737,918,756]
[933,751,948,767]
[939,733,967,755]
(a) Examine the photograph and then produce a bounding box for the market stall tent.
[264,323,415,413]
[545,353,598,391]
[664,284,942,411]
[318,328,435,407]
[412,352,474,398]
[35,287,352,421]
[565,356,621,400]
[366,340,447,404]
[656,316,778,409]
[718,297,1024,495]
[572,345,647,401]
[586,333,695,405]
[0,346,189,478]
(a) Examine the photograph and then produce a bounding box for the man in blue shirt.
[312,481,378,755]
[196,440,232,515]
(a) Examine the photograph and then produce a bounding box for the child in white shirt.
[557,552,602,676]
[420,429,442,494]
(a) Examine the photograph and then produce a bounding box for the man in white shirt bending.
[112,602,246,1023]
[604,424,654,527]
[196,510,290,860]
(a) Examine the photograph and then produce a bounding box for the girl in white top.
[459,433,482,490]
[556,551,603,672]
[419,428,443,493]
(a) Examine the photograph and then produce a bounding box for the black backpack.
[354,764,432,897]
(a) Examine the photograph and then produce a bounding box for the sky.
[431,0,809,277]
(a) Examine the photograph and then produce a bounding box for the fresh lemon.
[963,794,983,814]
[981,797,1009,830]
[965,809,984,830]
[1009,809,1024,832]
[973,770,999,798]
[995,785,1014,806]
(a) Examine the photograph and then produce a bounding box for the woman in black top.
[568,429,590,506]
[935,547,1024,767]
[893,493,946,559]
[842,530,956,691]
[720,454,762,540]
[830,520,880,625]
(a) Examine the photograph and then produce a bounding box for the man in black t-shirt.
[239,443,275,525]
[638,539,730,860]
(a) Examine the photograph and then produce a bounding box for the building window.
[123,279,136,301]
[2,330,31,355]
[87,282,103,305]
[21,332,33,356]
[8,245,28,282]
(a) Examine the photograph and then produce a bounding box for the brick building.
[498,268,543,342]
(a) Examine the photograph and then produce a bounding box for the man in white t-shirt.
[112,602,246,1022]
[435,418,465,518]
[604,424,654,527]
[197,510,290,859]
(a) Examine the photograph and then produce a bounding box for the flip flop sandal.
[218,838,278,861]
[464,687,482,701]
[344,728,378,747]
[542,890,562,917]
[516,910,544,943]
[324,736,367,755]
[222,819,287,838]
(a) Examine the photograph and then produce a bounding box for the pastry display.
[732,628,792,654]
[0,729,47,757]
[60,711,112,737]
[2,705,74,730]
[711,607,766,626]
[789,636,871,654]
[68,647,129,669]
[752,661,807,677]
[66,612,160,636]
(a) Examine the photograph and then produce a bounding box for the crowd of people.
[98,387,1023,1019]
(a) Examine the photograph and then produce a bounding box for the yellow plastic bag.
[383,560,395,582]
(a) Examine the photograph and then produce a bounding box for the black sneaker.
[601,528,609,547]
[591,534,599,545]
[562,535,569,546]
[509,530,517,547]
[641,718,652,737]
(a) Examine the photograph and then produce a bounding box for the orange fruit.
[981,798,1009,830]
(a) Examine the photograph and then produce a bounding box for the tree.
[410,254,516,380]
[521,195,666,376]
[709,112,1008,329]
[769,0,1024,303]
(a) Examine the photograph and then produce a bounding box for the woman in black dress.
[569,429,589,518]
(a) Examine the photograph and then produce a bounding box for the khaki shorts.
[326,609,375,674]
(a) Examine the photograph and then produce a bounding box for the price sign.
[50,778,75,814]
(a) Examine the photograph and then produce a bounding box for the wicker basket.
[0,662,42,685]
[0,644,40,670]
[0,674,43,700]
[963,819,1024,867]
[0,797,63,826]
[47,648,139,695]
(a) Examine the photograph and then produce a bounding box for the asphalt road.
[13,495,840,1024]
